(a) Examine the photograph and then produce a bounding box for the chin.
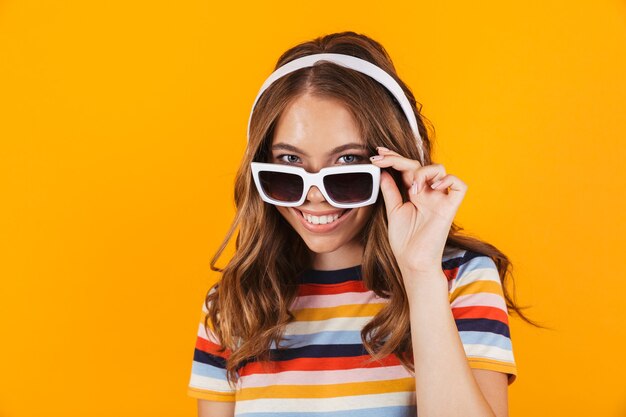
[300,236,346,254]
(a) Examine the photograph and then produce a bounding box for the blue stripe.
[267,343,369,361]
[454,253,497,283]
[459,330,512,350]
[272,330,364,349]
[272,328,512,355]
[237,405,417,417]
[193,348,227,369]
[298,265,363,284]
[442,249,496,278]
[455,318,510,338]
[238,344,372,367]
[191,360,229,381]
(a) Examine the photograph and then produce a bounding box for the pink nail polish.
[370,155,384,161]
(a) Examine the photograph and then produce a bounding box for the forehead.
[271,93,365,151]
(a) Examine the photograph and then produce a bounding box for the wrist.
[398,262,444,278]
[399,265,449,296]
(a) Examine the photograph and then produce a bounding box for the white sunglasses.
[251,162,381,209]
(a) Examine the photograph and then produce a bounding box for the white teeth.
[302,211,342,225]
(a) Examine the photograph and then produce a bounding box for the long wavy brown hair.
[205,30,537,389]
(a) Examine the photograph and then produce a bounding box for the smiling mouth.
[296,209,350,225]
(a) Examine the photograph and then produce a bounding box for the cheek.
[354,206,375,224]
[276,206,292,222]
[274,206,289,217]
[340,206,374,237]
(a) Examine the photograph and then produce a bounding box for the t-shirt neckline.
[298,264,363,285]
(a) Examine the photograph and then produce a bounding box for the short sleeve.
[448,250,518,384]
[187,287,238,402]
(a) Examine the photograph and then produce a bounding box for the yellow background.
[1,0,625,416]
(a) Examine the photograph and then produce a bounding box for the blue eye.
[277,154,300,164]
[338,154,364,164]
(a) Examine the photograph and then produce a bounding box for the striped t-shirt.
[187,248,517,416]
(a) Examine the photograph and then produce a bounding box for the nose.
[305,185,326,204]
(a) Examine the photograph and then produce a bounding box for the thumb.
[379,170,403,218]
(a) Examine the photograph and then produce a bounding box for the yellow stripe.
[449,279,504,301]
[468,358,517,375]
[187,387,236,402]
[237,377,415,401]
[293,303,385,321]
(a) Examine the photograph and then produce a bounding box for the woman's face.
[269,92,375,266]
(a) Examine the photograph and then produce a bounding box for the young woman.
[187,31,527,417]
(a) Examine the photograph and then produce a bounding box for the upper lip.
[297,208,347,216]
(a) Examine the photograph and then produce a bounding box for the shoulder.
[443,247,498,280]
[442,247,501,296]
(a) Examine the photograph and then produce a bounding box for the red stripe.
[298,265,460,293]
[452,306,509,324]
[298,281,369,296]
[239,353,402,376]
[196,336,231,359]
[443,266,458,281]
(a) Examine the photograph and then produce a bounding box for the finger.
[376,147,422,168]
[428,174,468,202]
[379,170,403,218]
[431,175,453,190]
[434,174,467,192]
[370,154,424,188]
[402,164,446,194]
[375,146,403,158]
[410,164,448,194]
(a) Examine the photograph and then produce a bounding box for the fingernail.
[431,180,441,189]
[370,155,384,161]
[411,181,417,195]
[376,146,390,152]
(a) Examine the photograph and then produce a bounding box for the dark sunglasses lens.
[323,173,373,204]
[259,171,304,203]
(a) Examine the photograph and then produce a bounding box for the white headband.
[246,52,425,164]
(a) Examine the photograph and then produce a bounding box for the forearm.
[402,266,495,417]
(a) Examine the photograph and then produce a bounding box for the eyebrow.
[271,142,368,157]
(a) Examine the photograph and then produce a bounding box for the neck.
[310,241,364,270]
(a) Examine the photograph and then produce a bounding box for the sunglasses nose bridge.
[303,172,330,203]
[303,184,326,204]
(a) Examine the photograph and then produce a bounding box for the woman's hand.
[370,147,468,277]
